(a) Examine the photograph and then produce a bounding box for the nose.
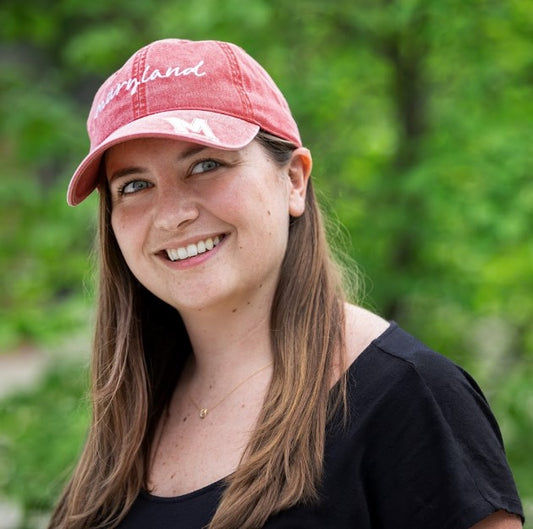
[152,183,200,231]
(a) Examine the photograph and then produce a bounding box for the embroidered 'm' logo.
[163,117,219,142]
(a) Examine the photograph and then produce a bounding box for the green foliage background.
[0,0,531,525]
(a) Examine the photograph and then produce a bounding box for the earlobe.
[288,148,312,218]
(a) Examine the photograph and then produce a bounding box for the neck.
[179,297,274,382]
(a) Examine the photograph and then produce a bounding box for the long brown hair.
[48,131,350,529]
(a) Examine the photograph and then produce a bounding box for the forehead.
[105,137,216,163]
[103,136,267,168]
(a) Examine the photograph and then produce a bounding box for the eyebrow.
[108,167,147,183]
[180,144,210,159]
[107,144,211,183]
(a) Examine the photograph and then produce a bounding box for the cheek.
[110,213,126,248]
[110,210,141,261]
[238,174,290,217]
[250,198,291,255]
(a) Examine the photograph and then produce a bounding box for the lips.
[165,235,222,261]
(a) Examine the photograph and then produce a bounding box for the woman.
[49,39,523,529]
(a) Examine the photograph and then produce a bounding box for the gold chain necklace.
[188,362,273,419]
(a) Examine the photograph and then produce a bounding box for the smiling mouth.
[165,235,223,262]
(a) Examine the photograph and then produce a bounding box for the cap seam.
[138,49,148,118]
[217,42,255,124]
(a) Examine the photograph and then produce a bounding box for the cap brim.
[67,109,260,206]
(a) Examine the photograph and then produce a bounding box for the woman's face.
[105,137,309,316]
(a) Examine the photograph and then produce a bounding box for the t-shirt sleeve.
[358,341,524,528]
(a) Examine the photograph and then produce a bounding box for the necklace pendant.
[199,408,208,419]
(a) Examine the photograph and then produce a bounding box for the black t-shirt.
[117,323,524,528]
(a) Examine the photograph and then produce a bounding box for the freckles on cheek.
[111,208,131,236]
[111,217,131,255]
[110,218,123,244]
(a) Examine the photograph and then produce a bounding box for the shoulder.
[347,316,495,431]
[341,305,510,448]
[344,305,474,395]
[342,311,515,469]
[343,304,468,397]
[343,303,390,366]
[328,312,524,527]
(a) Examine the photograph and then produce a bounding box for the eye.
[190,159,221,175]
[120,180,152,195]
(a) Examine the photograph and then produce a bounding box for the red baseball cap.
[67,39,302,206]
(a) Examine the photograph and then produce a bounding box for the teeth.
[166,236,222,261]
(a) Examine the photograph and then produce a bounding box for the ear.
[287,147,312,217]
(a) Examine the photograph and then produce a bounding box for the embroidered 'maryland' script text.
[94,61,206,119]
